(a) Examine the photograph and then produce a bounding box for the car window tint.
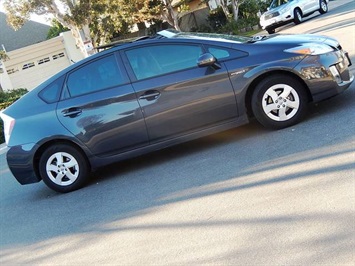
[126,44,202,80]
[67,54,125,97]
[207,46,248,61]
[39,75,65,103]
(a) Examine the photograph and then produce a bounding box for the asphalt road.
[1,1,354,265]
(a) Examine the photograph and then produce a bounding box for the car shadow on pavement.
[1,80,354,265]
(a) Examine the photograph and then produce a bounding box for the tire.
[294,8,303,24]
[39,144,89,193]
[251,75,309,129]
[319,0,328,14]
[266,27,275,34]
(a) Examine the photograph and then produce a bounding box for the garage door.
[7,49,70,91]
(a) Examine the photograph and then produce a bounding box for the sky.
[0,2,52,25]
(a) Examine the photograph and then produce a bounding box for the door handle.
[62,107,82,118]
[139,90,161,101]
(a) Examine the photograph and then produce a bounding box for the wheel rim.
[262,84,300,122]
[46,152,80,186]
[296,10,302,21]
[321,2,327,12]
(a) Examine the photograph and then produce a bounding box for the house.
[0,12,50,52]
[0,12,84,91]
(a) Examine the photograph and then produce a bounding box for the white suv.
[260,0,329,34]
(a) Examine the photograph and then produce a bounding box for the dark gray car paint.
[2,33,353,185]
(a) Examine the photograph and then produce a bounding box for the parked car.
[260,0,329,34]
[0,30,353,193]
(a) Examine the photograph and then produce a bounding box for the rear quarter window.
[38,75,65,103]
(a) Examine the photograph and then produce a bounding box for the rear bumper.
[6,143,41,185]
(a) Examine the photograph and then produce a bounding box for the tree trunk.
[217,0,232,21]
[231,0,240,22]
[137,22,147,36]
[162,0,181,31]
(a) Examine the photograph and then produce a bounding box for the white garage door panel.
[9,51,70,90]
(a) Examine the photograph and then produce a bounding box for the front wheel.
[266,27,275,34]
[294,8,303,24]
[251,75,309,129]
[39,144,89,193]
[319,0,328,14]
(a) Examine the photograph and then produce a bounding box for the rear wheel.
[251,75,309,129]
[294,8,303,24]
[39,144,89,193]
[319,0,328,14]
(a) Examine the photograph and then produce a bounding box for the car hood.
[254,34,340,48]
[262,4,290,16]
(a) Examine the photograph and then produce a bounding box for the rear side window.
[67,54,126,97]
[39,75,65,103]
[125,44,203,80]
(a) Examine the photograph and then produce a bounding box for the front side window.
[125,44,203,80]
[67,54,125,97]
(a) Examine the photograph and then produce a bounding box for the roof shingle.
[0,12,50,52]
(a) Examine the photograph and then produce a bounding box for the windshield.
[270,0,293,9]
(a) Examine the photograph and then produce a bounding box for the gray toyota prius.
[1,30,353,192]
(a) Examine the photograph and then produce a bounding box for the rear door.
[122,42,239,143]
[56,53,149,157]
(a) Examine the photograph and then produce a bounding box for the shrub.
[206,0,272,35]
[0,88,28,144]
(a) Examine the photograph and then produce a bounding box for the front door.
[123,43,239,143]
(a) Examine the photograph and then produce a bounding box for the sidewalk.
[329,0,355,8]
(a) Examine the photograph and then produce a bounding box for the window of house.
[22,62,35,70]
[7,68,18,75]
[125,44,203,80]
[66,54,125,97]
[38,57,50,65]
[53,52,65,60]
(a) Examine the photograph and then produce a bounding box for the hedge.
[0,88,28,144]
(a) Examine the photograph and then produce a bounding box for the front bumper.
[6,143,41,185]
[296,50,354,102]
[260,12,292,29]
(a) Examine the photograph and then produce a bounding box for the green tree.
[3,0,184,48]
[47,19,70,39]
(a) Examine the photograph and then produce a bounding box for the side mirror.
[197,53,221,70]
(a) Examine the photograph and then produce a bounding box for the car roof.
[96,30,251,52]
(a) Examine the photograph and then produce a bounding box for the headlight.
[284,43,334,55]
